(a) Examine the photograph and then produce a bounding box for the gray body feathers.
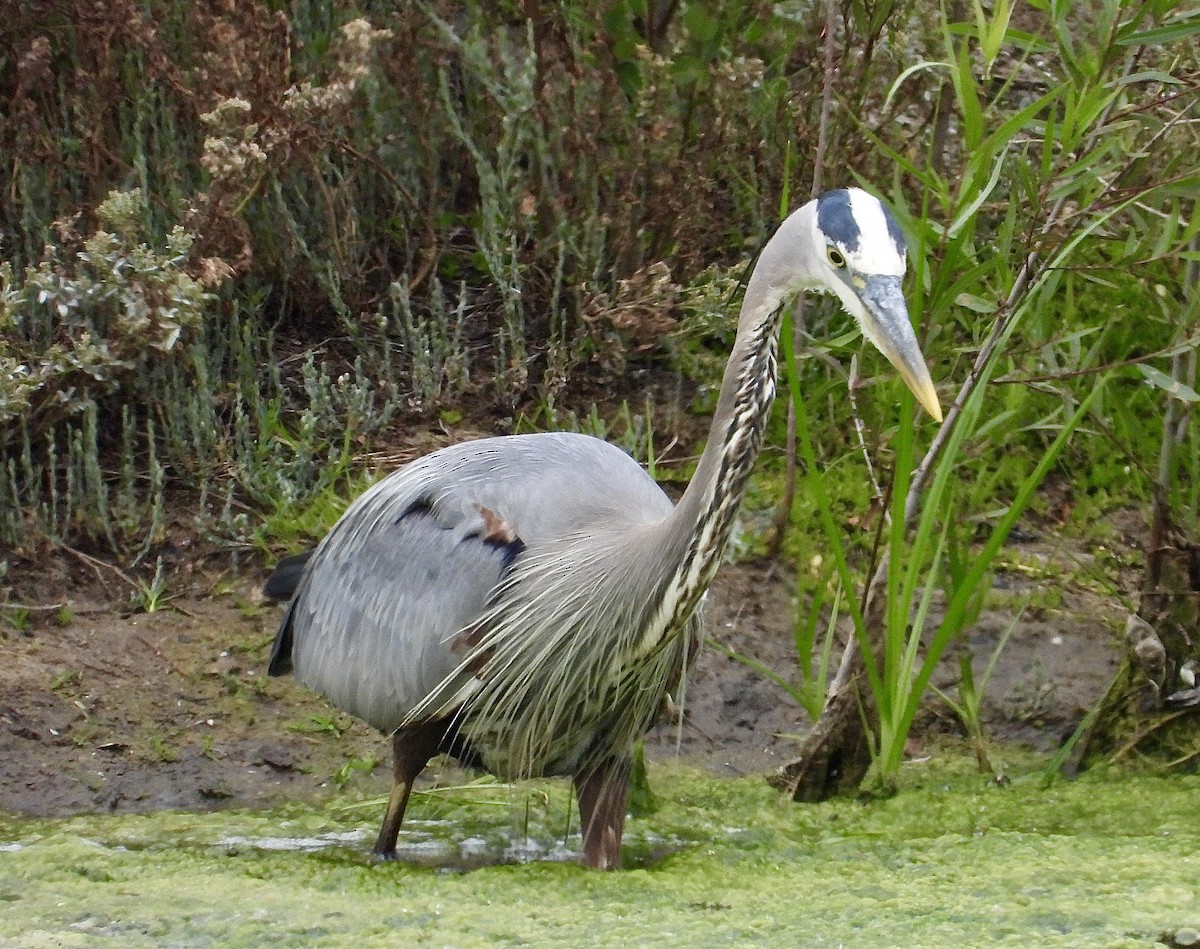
[274,431,698,778]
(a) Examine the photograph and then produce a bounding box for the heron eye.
[827,247,846,268]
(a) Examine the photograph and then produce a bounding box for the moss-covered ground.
[2,755,1196,948]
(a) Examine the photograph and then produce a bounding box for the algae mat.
[1,760,1197,948]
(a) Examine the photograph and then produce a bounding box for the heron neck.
[650,283,790,640]
[638,205,816,642]
[669,206,813,546]
[673,295,783,544]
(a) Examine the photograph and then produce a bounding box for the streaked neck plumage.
[651,203,823,632]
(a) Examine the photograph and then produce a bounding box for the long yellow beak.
[855,275,942,423]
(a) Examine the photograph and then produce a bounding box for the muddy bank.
[0,537,1123,819]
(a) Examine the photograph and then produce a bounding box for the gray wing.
[273,432,673,734]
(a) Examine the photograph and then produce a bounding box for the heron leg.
[573,755,632,871]
[372,721,443,861]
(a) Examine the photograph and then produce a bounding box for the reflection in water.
[215,822,688,871]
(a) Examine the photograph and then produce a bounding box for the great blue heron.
[265,187,942,869]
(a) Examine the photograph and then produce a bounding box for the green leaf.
[953,36,985,149]
[977,0,1014,71]
[949,146,1009,239]
[1137,364,1200,402]
[1118,69,1185,86]
[682,6,720,44]
[955,292,998,314]
[1116,16,1200,46]
[883,61,953,113]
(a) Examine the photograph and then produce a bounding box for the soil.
[0,521,1133,820]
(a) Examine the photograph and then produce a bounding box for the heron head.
[809,188,942,422]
